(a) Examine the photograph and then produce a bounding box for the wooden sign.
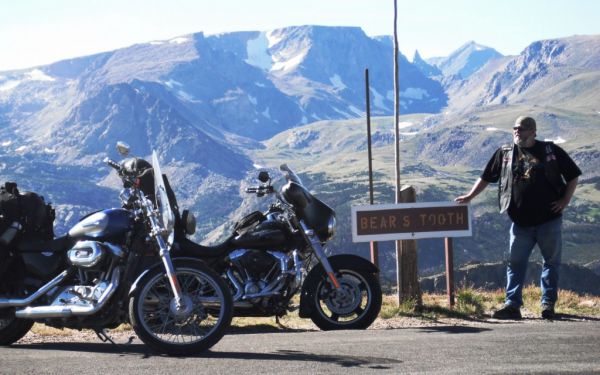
[351,202,471,242]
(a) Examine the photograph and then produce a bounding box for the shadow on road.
[204,349,402,369]
[544,313,600,322]
[11,342,402,369]
[226,324,314,334]
[417,325,492,334]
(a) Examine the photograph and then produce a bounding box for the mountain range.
[1,26,599,290]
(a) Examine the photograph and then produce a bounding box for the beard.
[515,134,534,148]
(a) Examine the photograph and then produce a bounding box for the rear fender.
[298,254,378,318]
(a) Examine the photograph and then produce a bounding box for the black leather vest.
[498,142,565,213]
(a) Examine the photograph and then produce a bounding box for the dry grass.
[380,286,600,321]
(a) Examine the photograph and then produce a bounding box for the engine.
[229,249,278,280]
[227,249,293,302]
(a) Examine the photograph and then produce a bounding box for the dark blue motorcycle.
[0,144,232,355]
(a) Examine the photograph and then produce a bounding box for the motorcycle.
[0,145,233,355]
[115,146,382,331]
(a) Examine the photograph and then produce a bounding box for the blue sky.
[1,0,599,71]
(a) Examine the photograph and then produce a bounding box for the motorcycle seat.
[175,236,234,257]
[16,235,75,253]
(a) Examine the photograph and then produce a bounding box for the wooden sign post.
[351,202,472,308]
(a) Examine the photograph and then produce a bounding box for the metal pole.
[393,0,403,303]
[445,237,455,308]
[365,69,379,270]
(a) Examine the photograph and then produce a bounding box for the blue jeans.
[505,216,562,308]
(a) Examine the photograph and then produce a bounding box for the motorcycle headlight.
[327,215,336,239]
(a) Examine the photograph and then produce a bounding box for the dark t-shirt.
[481,141,582,226]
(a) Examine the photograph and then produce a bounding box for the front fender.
[298,254,378,318]
[128,257,207,297]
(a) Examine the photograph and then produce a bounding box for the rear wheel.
[307,268,381,330]
[129,259,232,356]
[0,312,34,345]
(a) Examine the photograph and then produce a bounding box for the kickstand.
[95,328,117,345]
[95,329,134,346]
[275,315,285,328]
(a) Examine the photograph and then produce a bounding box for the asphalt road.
[1,320,599,374]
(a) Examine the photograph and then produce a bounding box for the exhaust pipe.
[0,270,71,308]
[15,268,120,319]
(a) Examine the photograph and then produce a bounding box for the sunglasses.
[513,127,533,132]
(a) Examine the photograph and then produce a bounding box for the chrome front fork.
[144,202,184,309]
[299,221,341,289]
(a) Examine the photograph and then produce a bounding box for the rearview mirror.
[116,141,130,156]
[258,171,270,183]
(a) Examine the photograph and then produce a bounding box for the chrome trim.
[0,270,70,307]
[226,269,244,302]
[327,215,337,239]
[67,241,105,268]
[14,268,120,319]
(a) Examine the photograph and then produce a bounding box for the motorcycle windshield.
[151,151,175,242]
[280,164,303,185]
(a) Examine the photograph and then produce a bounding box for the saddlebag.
[0,181,55,243]
[1,182,21,268]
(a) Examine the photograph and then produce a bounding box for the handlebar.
[104,157,122,172]
[245,185,274,196]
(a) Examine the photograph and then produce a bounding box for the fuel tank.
[68,208,133,241]
[231,219,290,250]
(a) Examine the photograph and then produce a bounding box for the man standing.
[455,116,581,319]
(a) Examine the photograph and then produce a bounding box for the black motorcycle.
[0,145,232,355]
[116,146,382,330]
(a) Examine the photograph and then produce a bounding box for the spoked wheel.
[0,312,34,346]
[308,268,382,330]
[129,259,232,356]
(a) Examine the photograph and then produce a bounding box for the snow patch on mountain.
[169,37,190,44]
[0,80,20,92]
[266,30,284,48]
[245,32,273,71]
[401,88,428,100]
[370,88,388,110]
[348,105,363,117]
[164,79,183,88]
[329,74,347,91]
[27,69,55,82]
[545,136,566,144]
[177,90,195,101]
[271,49,307,72]
[0,69,55,91]
[486,127,500,131]
[262,107,271,119]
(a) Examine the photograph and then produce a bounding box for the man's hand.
[551,177,578,213]
[455,194,473,204]
[455,178,489,204]
[550,197,570,213]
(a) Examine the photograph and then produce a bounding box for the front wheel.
[307,268,382,330]
[129,259,233,356]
